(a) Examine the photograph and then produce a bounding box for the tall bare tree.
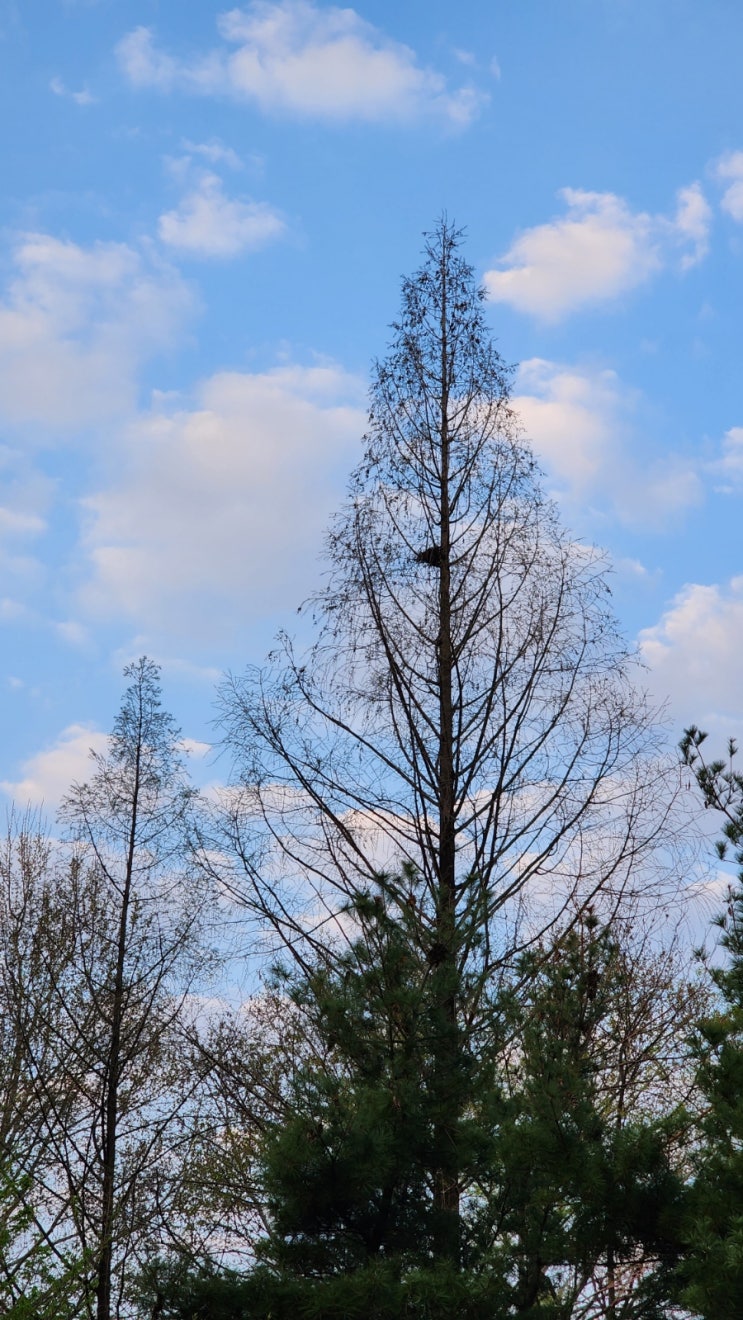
[216,221,679,1263]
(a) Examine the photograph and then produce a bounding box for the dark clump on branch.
[415,544,442,567]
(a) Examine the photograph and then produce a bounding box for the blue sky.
[2,0,743,808]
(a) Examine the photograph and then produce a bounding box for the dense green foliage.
[144,893,687,1319]
[674,729,743,1317]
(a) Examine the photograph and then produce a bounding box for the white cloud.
[485,183,711,320]
[714,150,743,221]
[700,423,743,493]
[0,508,45,536]
[0,233,193,431]
[0,446,52,595]
[0,598,30,623]
[515,359,619,493]
[639,578,743,735]
[55,620,93,649]
[158,172,286,258]
[0,447,50,530]
[613,557,660,585]
[514,358,702,526]
[50,76,96,106]
[709,426,743,487]
[117,2,485,126]
[1,723,109,809]
[78,363,365,639]
[673,183,712,269]
[181,138,243,169]
[179,737,212,759]
[116,27,190,91]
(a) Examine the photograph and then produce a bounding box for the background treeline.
[2,224,743,1319]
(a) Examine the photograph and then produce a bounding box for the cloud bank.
[0,233,192,431]
[514,358,702,526]
[640,578,743,735]
[1,723,109,809]
[78,363,366,640]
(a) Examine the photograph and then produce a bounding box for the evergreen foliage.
[491,920,686,1319]
[147,892,686,1319]
[675,728,743,1317]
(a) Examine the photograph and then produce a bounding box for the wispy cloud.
[116,1,485,127]
[50,75,96,106]
[181,138,244,170]
[514,358,702,526]
[485,183,711,321]
[0,446,50,603]
[158,172,286,258]
[714,150,743,221]
[708,425,743,488]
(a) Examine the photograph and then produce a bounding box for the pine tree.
[147,893,691,1320]
[489,916,689,1319]
[146,876,507,1318]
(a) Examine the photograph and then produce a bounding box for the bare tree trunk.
[606,1245,616,1320]
[95,733,141,1320]
[432,238,460,1261]
[54,658,208,1319]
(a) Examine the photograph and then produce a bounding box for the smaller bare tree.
[0,814,84,1313]
[43,658,214,1320]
